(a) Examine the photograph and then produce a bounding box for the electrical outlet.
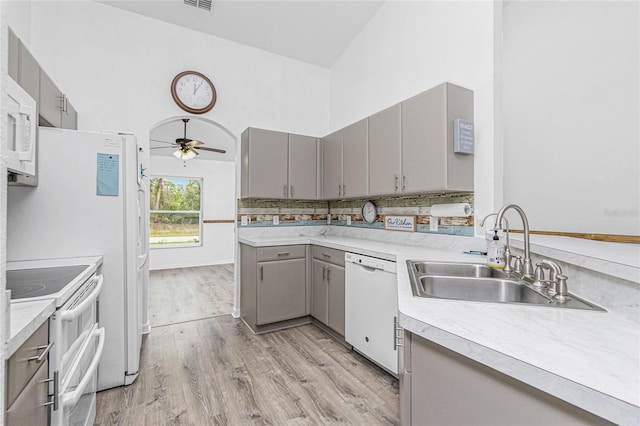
[430,217,439,232]
[241,215,248,226]
[273,215,279,225]
[346,216,352,226]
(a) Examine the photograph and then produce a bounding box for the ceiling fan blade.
[185,140,204,147]
[150,139,176,145]
[194,146,226,154]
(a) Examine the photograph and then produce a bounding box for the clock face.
[171,71,217,114]
[362,201,377,224]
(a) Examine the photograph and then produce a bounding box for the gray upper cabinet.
[8,28,19,81]
[241,128,317,199]
[241,128,289,199]
[8,28,77,130]
[39,69,63,128]
[401,83,474,193]
[17,39,41,105]
[369,104,402,196]
[341,118,368,198]
[288,134,317,199]
[321,129,343,199]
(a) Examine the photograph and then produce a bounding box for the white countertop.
[8,299,56,358]
[239,234,640,425]
[7,256,104,357]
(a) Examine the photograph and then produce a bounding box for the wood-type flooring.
[95,264,399,425]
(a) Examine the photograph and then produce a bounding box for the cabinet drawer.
[6,359,49,426]
[257,245,306,262]
[6,320,49,408]
[311,245,345,267]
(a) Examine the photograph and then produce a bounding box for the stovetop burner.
[7,265,89,300]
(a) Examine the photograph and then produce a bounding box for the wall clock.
[361,200,378,224]
[171,71,217,114]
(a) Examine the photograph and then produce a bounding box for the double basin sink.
[407,261,605,311]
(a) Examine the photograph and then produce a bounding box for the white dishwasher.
[345,253,398,375]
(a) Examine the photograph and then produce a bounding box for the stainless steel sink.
[419,276,552,304]
[407,260,605,311]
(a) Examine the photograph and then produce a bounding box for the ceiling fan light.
[173,149,197,161]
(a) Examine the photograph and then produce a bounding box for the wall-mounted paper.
[96,153,119,196]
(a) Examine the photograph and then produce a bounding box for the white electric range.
[7,256,105,426]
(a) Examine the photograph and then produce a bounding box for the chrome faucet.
[495,204,534,278]
[479,214,512,273]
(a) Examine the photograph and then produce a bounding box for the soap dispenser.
[487,230,505,269]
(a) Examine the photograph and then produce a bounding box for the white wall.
[7,0,329,143]
[329,1,497,230]
[149,156,235,269]
[502,1,639,236]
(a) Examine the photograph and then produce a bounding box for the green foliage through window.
[149,177,202,247]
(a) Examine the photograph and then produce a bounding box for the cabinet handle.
[342,184,346,196]
[277,252,290,256]
[63,95,69,114]
[338,184,342,197]
[27,341,54,363]
[394,175,399,191]
[42,370,59,410]
[260,266,263,281]
[322,265,326,280]
[393,316,403,350]
[402,175,407,191]
[290,185,294,198]
[327,267,332,280]
[283,184,287,198]
[321,253,331,259]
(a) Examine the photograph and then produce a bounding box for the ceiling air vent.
[184,0,212,11]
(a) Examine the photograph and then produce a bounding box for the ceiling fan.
[150,118,226,160]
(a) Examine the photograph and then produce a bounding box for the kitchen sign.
[384,215,416,232]
[453,119,474,154]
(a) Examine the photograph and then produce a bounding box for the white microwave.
[6,77,37,181]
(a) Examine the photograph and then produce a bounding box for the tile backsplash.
[237,192,474,236]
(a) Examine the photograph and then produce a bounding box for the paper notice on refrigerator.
[96,153,119,196]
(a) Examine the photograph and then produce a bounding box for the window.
[149,176,202,247]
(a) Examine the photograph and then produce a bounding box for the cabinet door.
[342,119,368,198]
[246,128,289,198]
[321,130,343,199]
[18,40,40,105]
[288,134,317,199]
[6,360,49,426]
[256,258,306,325]
[402,85,447,192]
[8,28,19,81]
[327,264,345,336]
[311,259,328,324]
[369,104,401,196]
[39,69,63,128]
[61,98,78,130]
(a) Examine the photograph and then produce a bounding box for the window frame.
[149,175,203,249]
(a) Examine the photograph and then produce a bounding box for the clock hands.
[194,81,203,95]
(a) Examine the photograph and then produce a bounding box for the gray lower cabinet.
[400,331,609,425]
[311,246,345,336]
[5,320,50,425]
[241,244,307,331]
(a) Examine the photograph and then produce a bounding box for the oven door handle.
[62,327,105,409]
[60,275,104,322]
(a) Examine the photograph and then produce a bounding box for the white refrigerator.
[7,126,150,391]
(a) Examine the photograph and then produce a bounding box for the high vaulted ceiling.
[98,0,385,67]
